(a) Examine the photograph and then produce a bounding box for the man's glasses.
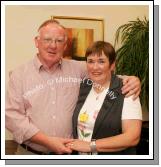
[39,37,66,45]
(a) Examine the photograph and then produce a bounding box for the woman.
[69,41,142,155]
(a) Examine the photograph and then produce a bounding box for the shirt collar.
[33,55,43,71]
[33,55,62,72]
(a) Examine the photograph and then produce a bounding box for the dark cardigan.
[72,74,136,155]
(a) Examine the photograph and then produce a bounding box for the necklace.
[92,85,109,101]
[96,96,99,100]
[93,89,104,100]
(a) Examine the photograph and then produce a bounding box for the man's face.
[35,23,67,66]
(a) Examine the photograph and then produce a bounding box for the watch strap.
[90,139,97,153]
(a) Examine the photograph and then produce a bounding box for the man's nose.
[49,40,57,48]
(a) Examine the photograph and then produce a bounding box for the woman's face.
[87,52,115,86]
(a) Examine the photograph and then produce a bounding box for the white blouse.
[77,86,142,153]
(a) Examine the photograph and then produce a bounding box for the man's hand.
[30,132,73,154]
[46,137,73,154]
[121,76,141,100]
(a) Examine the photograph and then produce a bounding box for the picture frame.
[51,16,104,60]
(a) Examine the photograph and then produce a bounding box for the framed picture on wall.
[51,16,104,60]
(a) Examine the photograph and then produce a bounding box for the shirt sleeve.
[79,61,88,79]
[5,70,39,144]
[121,96,142,120]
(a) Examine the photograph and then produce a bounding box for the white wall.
[6,5,149,76]
[5,5,149,139]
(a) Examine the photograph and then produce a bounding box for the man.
[6,19,141,155]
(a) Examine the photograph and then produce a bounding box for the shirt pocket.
[61,84,80,111]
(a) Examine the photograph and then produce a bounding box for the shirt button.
[52,101,55,104]
[52,115,56,119]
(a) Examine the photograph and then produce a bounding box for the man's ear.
[63,41,68,51]
[34,36,39,48]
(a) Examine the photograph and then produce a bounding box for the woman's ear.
[110,62,116,71]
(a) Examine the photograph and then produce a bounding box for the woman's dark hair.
[85,41,116,65]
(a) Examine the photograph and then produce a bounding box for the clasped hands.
[47,137,90,154]
[65,139,91,153]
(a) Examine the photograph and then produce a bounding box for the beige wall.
[5,5,149,139]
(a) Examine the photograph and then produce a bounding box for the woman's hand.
[66,139,91,153]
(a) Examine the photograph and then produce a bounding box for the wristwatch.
[90,139,97,153]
